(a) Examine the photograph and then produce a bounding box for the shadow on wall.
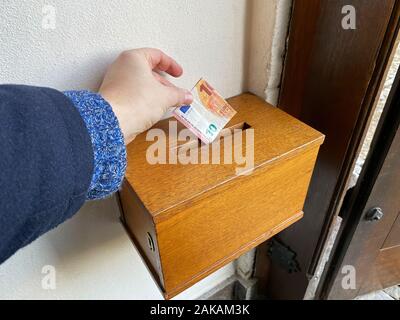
[44,196,128,267]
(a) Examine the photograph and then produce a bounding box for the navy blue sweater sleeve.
[64,91,126,200]
[0,85,95,264]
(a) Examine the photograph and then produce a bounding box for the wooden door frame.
[318,61,400,300]
[263,0,400,299]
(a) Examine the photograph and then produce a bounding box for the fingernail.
[185,91,193,103]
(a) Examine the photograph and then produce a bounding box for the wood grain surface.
[158,146,320,296]
[120,93,324,298]
[125,93,324,220]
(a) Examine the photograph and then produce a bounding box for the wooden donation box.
[118,93,324,299]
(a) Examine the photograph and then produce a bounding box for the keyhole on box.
[147,232,155,252]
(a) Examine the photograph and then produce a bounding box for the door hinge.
[267,238,301,273]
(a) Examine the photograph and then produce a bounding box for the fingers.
[152,71,193,107]
[164,86,193,107]
[140,48,183,77]
[152,71,174,87]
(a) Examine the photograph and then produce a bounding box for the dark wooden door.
[263,0,400,299]
[321,70,400,299]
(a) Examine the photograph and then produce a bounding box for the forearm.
[0,85,126,265]
[0,85,94,264]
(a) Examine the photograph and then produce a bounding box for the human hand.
[99,48,193,144]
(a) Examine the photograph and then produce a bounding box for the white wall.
[0,197,234,299]
[246,0,291,104]
[0,0,280,299]
[0,0,248,96]
[246,0,278,99]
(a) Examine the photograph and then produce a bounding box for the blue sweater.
[0,85,126,264]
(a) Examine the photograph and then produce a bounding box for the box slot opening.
[173,122,252,154]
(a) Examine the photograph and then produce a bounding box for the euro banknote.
[173,78,237,144]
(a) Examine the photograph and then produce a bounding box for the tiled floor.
[355,285,400,300]
[200,275,236,300]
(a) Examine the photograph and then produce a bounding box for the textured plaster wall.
[0,0,281,299]
[246,0,291,104]
[0,0,248,95]
[0,197,234,299]
[246,0,278,99]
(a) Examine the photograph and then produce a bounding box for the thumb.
[165,86,193,107]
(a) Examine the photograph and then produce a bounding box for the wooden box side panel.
[156,147,320,297]
[119,181,165,290]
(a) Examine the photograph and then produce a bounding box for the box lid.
[125,93,324,218]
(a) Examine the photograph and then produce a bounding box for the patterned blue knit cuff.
[63,90,127,200]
